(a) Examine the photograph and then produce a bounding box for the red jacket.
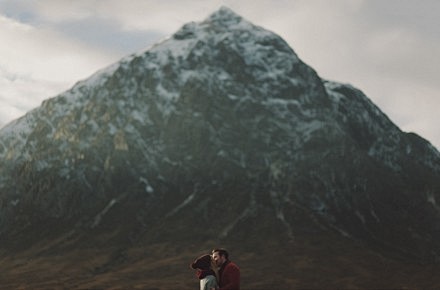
[218,260,240,290]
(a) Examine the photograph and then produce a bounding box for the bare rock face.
[1,7,440,287]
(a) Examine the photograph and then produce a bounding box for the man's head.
[212,248,229,267]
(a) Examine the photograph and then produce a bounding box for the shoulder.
[224,261,240,273]
[203,275,218,288]
[226,261,240,270]
[201,275,217,281]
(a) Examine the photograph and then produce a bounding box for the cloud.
[55,17,164,55]
[12,0,207,31]
[0,14,117,125]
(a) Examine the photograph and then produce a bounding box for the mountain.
[1,6,440,288]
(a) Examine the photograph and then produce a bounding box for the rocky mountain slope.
[1,7,440,288]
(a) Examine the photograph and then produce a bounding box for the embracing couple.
[190,248,240,290]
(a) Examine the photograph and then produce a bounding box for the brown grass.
[1,227,440,289]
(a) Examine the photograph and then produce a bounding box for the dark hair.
[190,254,212,270]
[212,248,229,260]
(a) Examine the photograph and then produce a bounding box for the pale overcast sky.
[0,0,439,149]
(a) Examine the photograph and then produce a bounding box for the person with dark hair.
[190,254,219,290]
[211,248,240,290]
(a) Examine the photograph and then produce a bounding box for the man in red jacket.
[211,248,240,290]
